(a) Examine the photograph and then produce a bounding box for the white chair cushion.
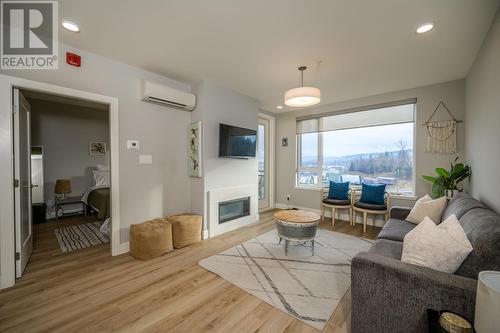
[406,195,447,224]
[401,214,473,273]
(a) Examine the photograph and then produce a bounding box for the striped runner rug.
[54,221,109,252]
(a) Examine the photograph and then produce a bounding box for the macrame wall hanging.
[424,101,463,154]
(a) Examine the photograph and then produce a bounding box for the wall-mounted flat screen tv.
[219,123,257,158]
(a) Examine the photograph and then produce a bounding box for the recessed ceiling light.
[276,105,283,109]
[416,23,434,34]
[62,20,80,32]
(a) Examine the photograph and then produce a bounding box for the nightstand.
[55,195,85,220]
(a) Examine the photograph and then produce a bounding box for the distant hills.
[302,149,414,167]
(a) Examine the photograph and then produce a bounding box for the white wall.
[275,80,466,213]
[0,43,192,246]
[191,81,259,232]
[465,10,500,213]
[29,99,109,215]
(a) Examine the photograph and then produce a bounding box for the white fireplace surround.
[208,184,259,238]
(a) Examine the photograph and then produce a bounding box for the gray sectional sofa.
[351,193,500,333]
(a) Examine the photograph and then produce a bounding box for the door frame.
[258,112,275,211]
[0,74,120,289]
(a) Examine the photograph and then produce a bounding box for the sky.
[301,122,414,158]
[258,124,265,160]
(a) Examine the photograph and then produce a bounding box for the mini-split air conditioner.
[141,80,196,111]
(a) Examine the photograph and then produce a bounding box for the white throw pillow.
[92,170,110,186]
[406,195,447,224]
[401,214,473,273]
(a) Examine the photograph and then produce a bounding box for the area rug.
[199,229,373,330]
[54,221,109,253]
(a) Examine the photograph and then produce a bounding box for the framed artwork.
[189,121,202,177]
[89,142,106,156]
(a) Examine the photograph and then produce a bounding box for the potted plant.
[422,157,471,199]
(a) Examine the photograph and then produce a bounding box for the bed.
[82,186,110,220]
[82,165,111,220]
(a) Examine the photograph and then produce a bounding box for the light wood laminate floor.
[0,211,380,333]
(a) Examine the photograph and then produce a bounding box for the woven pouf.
[130,218,173,260]
[167,214,203,249]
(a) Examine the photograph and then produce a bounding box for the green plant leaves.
[435,168,449,177]
[422,175,437,182]
[422,157,471,198]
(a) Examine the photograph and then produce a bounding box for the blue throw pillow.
[360,183,386,205]
[328,181,350,200]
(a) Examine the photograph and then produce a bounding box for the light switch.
[127,140,140,149]
[139,155,152,164]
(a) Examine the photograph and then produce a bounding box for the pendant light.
[284,66,321,107]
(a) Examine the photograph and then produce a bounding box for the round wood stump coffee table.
[273,210,321,256]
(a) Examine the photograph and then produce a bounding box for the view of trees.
[348,140,412,179]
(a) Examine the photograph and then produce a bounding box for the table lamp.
[54,179,71,199]
[475,271,500,333]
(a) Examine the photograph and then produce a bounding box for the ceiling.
[58,0,500,113]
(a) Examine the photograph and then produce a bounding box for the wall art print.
[189,121,202,177]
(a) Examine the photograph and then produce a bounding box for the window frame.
[295,103,416,196]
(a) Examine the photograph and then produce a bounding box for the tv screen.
[219,123,257,158]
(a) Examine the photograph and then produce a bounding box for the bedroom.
[24,89,111,264]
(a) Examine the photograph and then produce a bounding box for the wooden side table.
[55,195,85,220]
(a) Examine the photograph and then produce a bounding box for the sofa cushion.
[401,215,472,274]
[368,239,403,260]
[406,195,447,225]
[322,198,350,206]
[377,218,416,242]
[354,201,387,211]
[455,208,500,279]
[441,192,486,221]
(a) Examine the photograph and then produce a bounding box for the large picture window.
[296,101,415,194]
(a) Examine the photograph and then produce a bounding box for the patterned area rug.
[199,229,373,330]
[54,221,109,252]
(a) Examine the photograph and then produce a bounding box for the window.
[296,101,415,194]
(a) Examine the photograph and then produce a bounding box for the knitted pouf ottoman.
[167,214,203,249]
[130,218,173,260]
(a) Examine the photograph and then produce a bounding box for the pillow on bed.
[95,164,110,171]
[93,170,110,186]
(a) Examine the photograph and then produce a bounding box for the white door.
[13,89,33,278]
[258,118,270,210]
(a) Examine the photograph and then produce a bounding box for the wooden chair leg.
[363,212,368,233]
[337,209,341,221]
[385,212,389,221]
[349,208,353,226]
[321,205,325,222]
[331,207,336,227]
[372,214,376,226]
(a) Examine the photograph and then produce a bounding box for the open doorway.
[13,88,112,278]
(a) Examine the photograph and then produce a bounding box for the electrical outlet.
[286,194,291,201]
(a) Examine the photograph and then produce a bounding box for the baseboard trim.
[202,230,209,240]
[119,242,130,254]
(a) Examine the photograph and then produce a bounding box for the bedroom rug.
[199,229,373,330]
[54,221,109,253]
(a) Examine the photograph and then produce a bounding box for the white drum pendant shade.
[284,87,321,107]
[284,66,321,107]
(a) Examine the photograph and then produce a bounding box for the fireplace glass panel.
[219,197,250,224]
